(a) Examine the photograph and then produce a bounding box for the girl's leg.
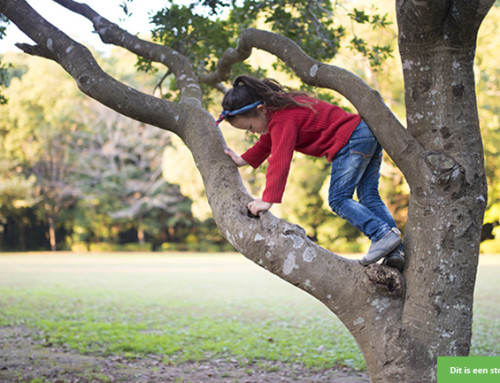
[356,134,405,268]
[356,141,398,230]
[329,121,401,265]
[328,121,391,241]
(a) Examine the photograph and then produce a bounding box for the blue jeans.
[328,121,397,241]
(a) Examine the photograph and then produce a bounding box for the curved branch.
[51,0,202,107]
[1,0,184,135]
[198,45,252,85]
[231,28,424,188]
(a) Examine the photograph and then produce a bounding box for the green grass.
[0,252,499,371]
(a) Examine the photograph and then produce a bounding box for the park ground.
[0,326,368,382]
[0,252,499,382]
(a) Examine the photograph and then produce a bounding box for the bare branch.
[51,0,202,107]
[15,43,51,59]
[198,45,252,85]
[1,0,185,135]
[153,70,171,98]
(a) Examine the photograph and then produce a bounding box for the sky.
[0,0,174,53]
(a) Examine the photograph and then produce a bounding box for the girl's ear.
[256,104,267,113]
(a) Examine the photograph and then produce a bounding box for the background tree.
[0,159,38,250]
[74,104,193,248]
[0,50,201,251]
[0,56,84,250]
[0,0,495,382]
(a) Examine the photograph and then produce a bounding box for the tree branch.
[198,45,252,85]
[51,0,202,107]
[14,43,52,59]
[48,0,425,191]
[228,28,425,189]
[0,0,184,135]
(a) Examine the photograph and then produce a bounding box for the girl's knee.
[328,194,346,214]
[358,192,382,207]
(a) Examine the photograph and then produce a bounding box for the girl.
[217,75,404,270]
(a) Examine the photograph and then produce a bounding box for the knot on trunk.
[365,264,404,297]
[414,152,467,203]
[425,152,457,176]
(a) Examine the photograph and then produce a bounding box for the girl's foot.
[360,228,402,266]
[382,248,405,272]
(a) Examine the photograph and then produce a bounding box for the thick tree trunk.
[381,1,490,381]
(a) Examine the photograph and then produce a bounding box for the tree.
[0,50,198,251]
[74,103,193,247]
[0,159,38,250]
[0,0,494,381]
[0,55,85,250]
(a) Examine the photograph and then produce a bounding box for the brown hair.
[221,75,311,122]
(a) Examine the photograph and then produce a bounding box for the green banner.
[438,357,500,382]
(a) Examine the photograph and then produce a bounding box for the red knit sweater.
[241,96,361,204]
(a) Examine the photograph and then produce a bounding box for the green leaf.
[349,8,370,24]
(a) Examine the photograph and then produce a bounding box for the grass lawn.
[0,252,498,371]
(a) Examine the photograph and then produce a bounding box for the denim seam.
[350,150,373,160]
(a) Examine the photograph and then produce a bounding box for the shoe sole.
[382,255,405,272]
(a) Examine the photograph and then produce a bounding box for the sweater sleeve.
[241,133,272,169]
[261,122,298,204]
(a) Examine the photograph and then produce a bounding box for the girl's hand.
[248,199,273,216]
[224,148,248,167]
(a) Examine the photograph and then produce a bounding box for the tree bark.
[386,1,490,381]
[137,213,145,246]
[46,208,57,251]
[0,0,494,381]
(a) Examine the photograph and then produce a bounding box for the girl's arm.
[260,122,297,203]
[224,147,248,167]
[241,134,272,168]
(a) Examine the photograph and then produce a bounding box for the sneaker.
[382,247,405,272]
[360,228,402,266]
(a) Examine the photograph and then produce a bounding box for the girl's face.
[230,105,268,134]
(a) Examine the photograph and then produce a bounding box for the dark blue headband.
[215,101,263,126]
